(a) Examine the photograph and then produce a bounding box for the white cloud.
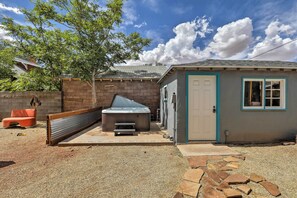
[265,20,295,38]
[248,20,297,61]
[208,17,253,58]
[122,0,137,25]
[126,17,297,65]
[134,21,147,28]
[127,17,212,65]
[0,25,13,41]
[0,3,22,15]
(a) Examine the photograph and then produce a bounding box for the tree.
[0,40,16,79]
[2,0,150,107]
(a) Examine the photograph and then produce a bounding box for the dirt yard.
[232,145,297,198]
[1,122,297,198]
[0,122,188,198]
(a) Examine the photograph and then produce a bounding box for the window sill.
[241,108,286,111]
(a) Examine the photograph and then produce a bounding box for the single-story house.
[158,59,297,144]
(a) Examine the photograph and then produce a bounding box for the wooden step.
[114,129,136,132]
[114,128,136,135]
[115,122,135,126]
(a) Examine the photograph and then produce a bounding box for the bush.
[0,69,60,91]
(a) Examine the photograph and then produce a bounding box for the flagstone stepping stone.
[202,176,219,187]
[232,155,246,160]
[250,173,266,183]
[187,156,207,168]
[207,156,224,160]
[223,188,242,198]
[209,161,228,170]
[226,162,240,169]
[206,169,222,183]
[218,171,230,180]
[178,180,201,197]
[223,156,241,162]
[237,185,252,195]
[259,181,281,197]
[183,168,204,183]
[216,161,228,168]
[219,166,234,171]
[216,182,231,191]
[224,174,249,184]
[203,185,226,198]
[207,163,218,170]
[173,192,184,198]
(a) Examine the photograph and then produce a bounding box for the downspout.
[172,92,177,144]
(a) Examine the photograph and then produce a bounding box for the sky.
[0,0,297,65]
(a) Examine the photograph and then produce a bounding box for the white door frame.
[186,73,220,142]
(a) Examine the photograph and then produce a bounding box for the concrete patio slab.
[177,144,240,157]
[58,122,172,146]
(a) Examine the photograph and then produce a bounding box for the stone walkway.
[174,155,281,198]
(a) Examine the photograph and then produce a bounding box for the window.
[244,79,264,108]
[243,78,286,110]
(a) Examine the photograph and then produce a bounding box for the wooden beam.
[48,107,102,120]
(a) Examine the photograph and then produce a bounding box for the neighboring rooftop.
[98,65,168,79]
[62,65,168,80]
[14,57,41,68]
[13,57,41,76]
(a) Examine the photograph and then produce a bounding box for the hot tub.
[102,95,151,131]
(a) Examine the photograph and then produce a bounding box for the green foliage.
[0,78,13,91]
[2,0,150,103]
[0,69,60,91]
[2,0,150,80]
[0,41,16,79]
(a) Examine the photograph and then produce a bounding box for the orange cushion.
[11,109,36,117]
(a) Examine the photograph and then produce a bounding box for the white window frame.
[242,78,265,110]
[242,78,286,110]
[265,79,286,110]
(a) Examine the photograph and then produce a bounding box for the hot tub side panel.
[102,113,150,131]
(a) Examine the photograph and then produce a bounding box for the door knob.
[213,106,216,113]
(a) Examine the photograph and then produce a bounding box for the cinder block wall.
[63,79,160,119]
[0,91,62,121]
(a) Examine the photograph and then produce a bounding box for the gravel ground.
[232,144,297,198]
[0,122,188,198]
[2,122,297,198]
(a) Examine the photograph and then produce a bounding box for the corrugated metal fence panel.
[48,108,101,145]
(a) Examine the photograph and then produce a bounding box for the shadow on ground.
[0,161,16,168]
